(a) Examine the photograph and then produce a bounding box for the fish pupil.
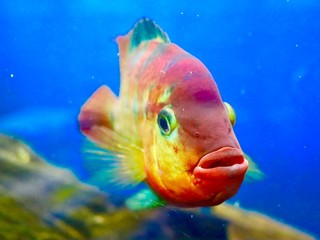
[158,115,170,134]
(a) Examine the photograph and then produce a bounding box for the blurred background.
[0,0,319,237]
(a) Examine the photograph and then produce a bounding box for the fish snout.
[193,147,248,180]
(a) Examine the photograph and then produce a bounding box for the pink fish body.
[79,18,248,208]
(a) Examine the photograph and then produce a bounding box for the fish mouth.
[193,147,248,180]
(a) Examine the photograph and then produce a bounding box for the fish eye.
[157,107,177,136]
[224,102,236,127]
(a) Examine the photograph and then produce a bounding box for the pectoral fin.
[244,153,265,181]
[125,189,166,210]
[79,85,146,187]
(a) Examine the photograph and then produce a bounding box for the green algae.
[0,195,67,240]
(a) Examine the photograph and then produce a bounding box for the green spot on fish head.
[224,102,236,127]
[158,86,174,104]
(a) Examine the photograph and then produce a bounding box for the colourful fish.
[79,18,249,209]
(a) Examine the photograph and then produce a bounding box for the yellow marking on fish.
[158,86,173,104]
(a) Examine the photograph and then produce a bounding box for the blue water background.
[1,0,319,237]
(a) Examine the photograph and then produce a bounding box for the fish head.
[143,55,248,207]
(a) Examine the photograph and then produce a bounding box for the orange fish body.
[79,18,248,208]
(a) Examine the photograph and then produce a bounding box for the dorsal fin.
[78,85,117,137]
[130,18,170,49]
[116,18,170,72]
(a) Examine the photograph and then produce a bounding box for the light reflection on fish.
[79,18,249,208]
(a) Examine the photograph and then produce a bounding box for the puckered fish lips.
[193,147,248,180]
